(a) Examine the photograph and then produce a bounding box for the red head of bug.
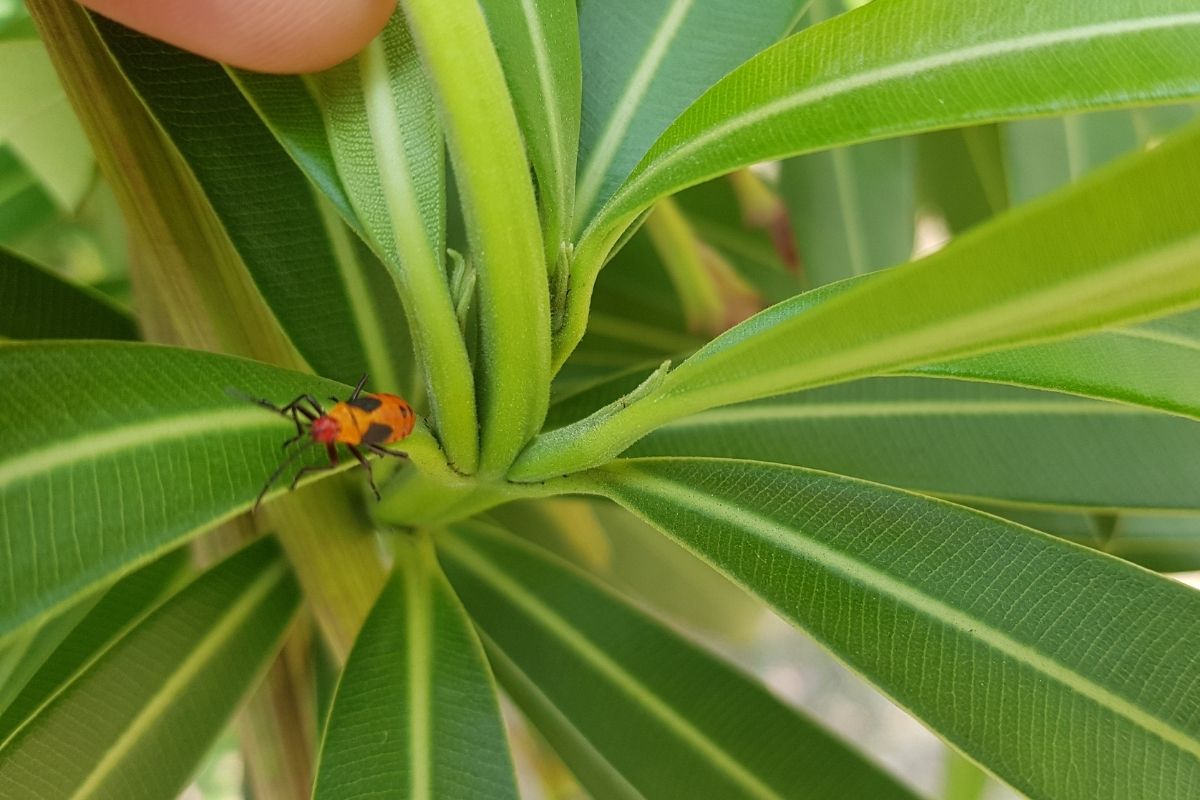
[310,415,340,444]
[243,374,411,511]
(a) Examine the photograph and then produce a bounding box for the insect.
[247,375,413,510]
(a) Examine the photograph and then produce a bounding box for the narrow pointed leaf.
[575,0,806,223]
[585,458,1200,800]
[590,0,1200,240]
[0,40,92,211]
[0,548,189,742]
[308,10,478,472]
[0,536,300,799]
[92,18,392,387]
[628,377,1200,511]
[314,539,518,800]
[440,521,918,800]
[780,138,915,287]
[981,505,1200,574]
[404,0,551,474]
[0,247,136,341]
[919,309,1200,422]
[516,124,1200,479]
[559,0,1200,361]
[479,0,581,254]
[778,0,915,287]
[917,125,1009,233]
[0,342,405,639]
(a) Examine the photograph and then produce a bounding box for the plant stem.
[403,0,552,476]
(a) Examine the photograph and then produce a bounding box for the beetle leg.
[368,444,408,460]
[347,445,380,500]
[349,374,368,401]
[288,463,342,491]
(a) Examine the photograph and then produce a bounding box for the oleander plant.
[2,0,1200,797]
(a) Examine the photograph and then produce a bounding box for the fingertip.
[78,0,395,73]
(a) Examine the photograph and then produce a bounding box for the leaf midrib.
[65,560,289,800]
[575,0,695,224]
[0,407,279,492]
[440,531,786,800]
[608,464,1200,760]
[660,398,1143,428]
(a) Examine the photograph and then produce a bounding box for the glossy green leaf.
[0,246,136,340]
[917,125,1009,233]
[627,377,1200,512]
[586,458,1200,800]
[780,138,915,287]
[314,538,517,800]
[559,0,1200,361]
[479,0,581,254]
[590,0,1200,239]
[0,39,92,210]
[920,309,1200,421]
[405,0,552,475]
[92,18,390,388]
[440,520,918,800]
[0,548,189,741]
[0,342,439,639]
[307,9,478,472]
[574,0,806,224]
[0,536,299,799]
[516,124,1200,479]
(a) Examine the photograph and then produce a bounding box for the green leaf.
[404,0,552,475]
[0,536,299,799]
[585,458,1200,800]
[0,342,417,639]
[0,146,56,246]
[487,497,763,640]
[780,138,915,287]
[917,125,1009,234]
[919,309,1200,422]
[574,0,806,224]
[779,0,914,287]
[627,376,1200,512]
[440,520,919,800]
[305,9,478,472]
[981,505,1200,574]
[559,0,1200,361]
[942,750,988,800]
[1006,111,1139,204]
[0,548,189,740]
[478,0,581,255]
[0,39,93,211]
[0,2,36,41]
[0,593,98,721]
[92,18,391,388]
[515,124,1200,479]
[591,0,1200,239]
[314,537,517,800]
[0,246,136,340]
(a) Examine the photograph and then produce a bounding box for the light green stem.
[402,0,551,476]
